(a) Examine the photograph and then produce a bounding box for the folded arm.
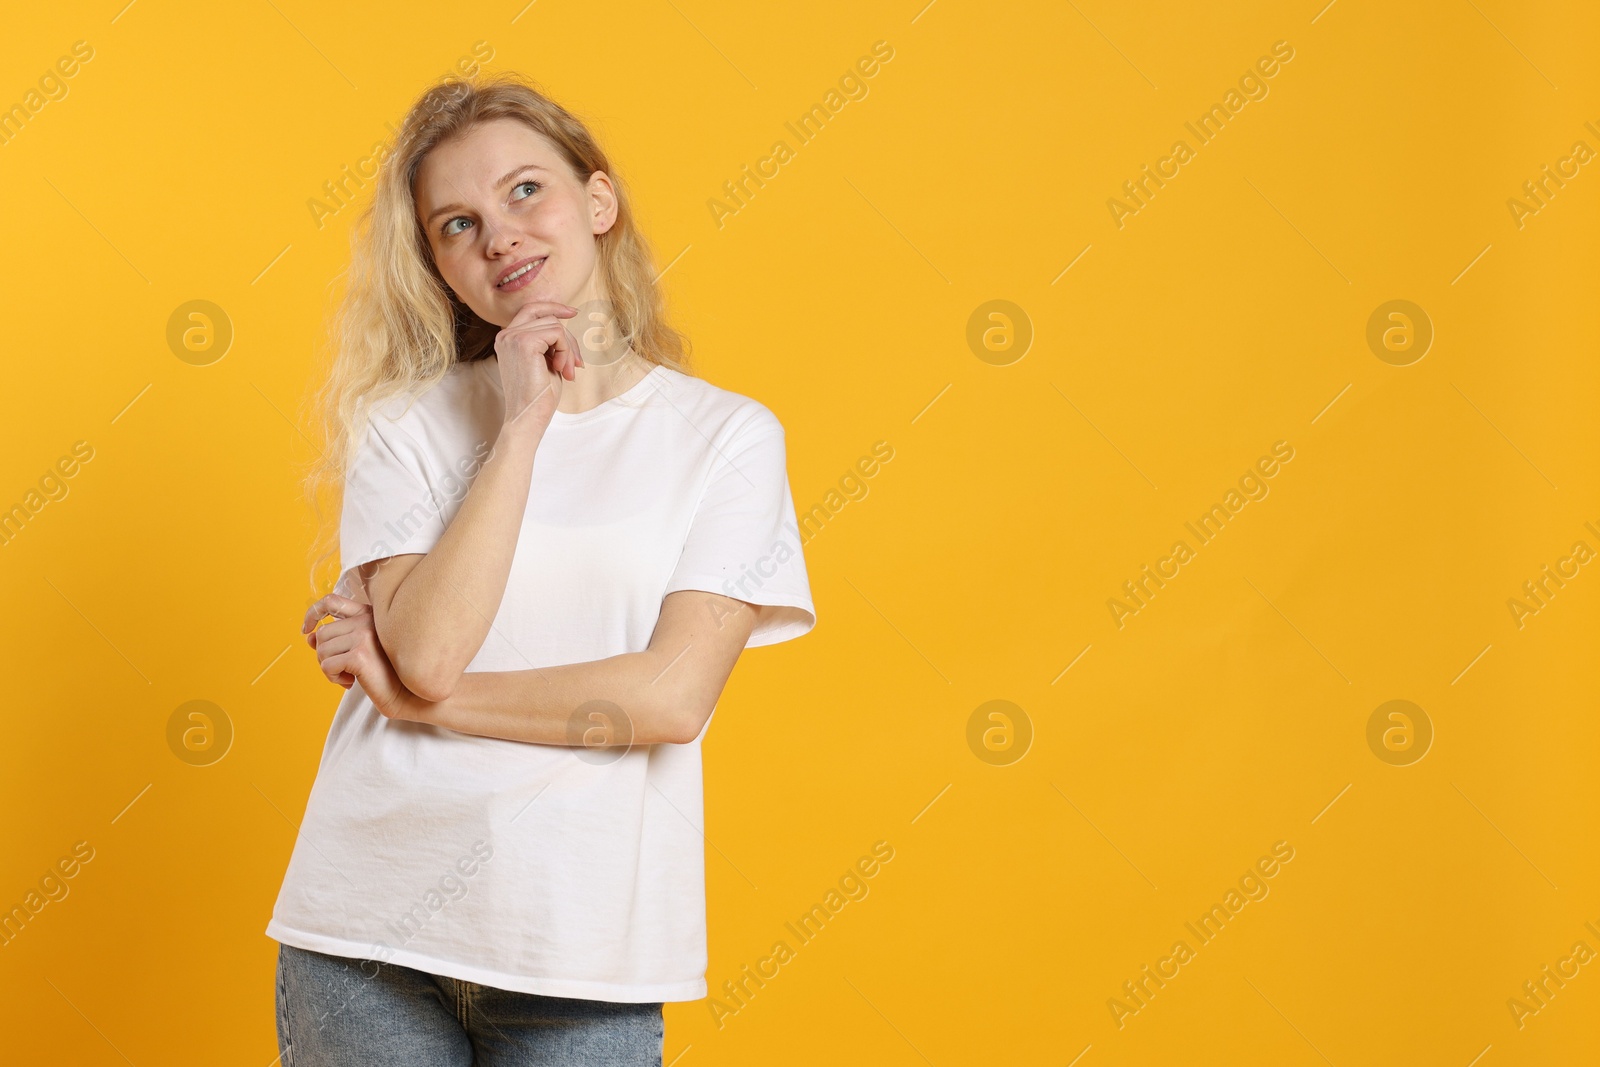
[397,588,762,746]
[362,424,545,702]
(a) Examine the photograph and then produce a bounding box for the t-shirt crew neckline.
[478,357,667,428]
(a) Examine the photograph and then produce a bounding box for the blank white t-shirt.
[265,357,815,1002]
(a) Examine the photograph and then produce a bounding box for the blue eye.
[439,180,541,237]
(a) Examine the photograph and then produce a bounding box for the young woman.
[266,73,816,1066]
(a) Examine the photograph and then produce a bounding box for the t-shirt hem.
[265,920,707,1003]
[334,540,443,600]
[748,607,816,646]
[662,581,816,648]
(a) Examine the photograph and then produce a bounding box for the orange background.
[1,1,1596,1064]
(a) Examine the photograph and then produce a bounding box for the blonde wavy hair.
[298,72,693,597]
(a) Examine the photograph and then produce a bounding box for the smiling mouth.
[496,257,547,289]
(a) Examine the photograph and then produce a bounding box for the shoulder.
[350,361,498,482]
[652,365,787,447]
[363,360,489,438]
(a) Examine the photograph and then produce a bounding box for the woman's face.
[414,117,616,328]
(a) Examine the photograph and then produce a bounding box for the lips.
[495,256,547,290]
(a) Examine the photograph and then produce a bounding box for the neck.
[556,345,650,414]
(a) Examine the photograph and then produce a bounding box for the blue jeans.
[274,942,664,1066]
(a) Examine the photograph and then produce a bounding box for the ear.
[587,170,619,236]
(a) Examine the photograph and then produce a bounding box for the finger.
[510,315,575,335]
[313,614,373,644]
[552,346,574,381]
[315,630,359,661]
[531,327,577,380]
[507,302,577,324]
[505,300,578,330]
[304,594,345,631]
[322,649,363,681]
[499,322,571,372]
[508,320,573,348]
[307,622,352,654]
[303,593,371,632]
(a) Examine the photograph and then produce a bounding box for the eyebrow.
[423,164,547,225]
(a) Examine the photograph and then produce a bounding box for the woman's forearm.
[398,649,694,747]
[378,421,547,701]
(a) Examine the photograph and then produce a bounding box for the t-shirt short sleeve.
[333,414,448,601]
[663,417,817,648]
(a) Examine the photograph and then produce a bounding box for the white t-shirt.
[265,358,816,1003]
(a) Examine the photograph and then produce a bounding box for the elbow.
[371,604,469,704]
[654,698,713,746]
[646,664,725,744]
[373,615,469,704]
[390,648,461,705]
[653,718,697,746]
[410,674,459,706]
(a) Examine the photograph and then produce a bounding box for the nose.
[483,212,520,257]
